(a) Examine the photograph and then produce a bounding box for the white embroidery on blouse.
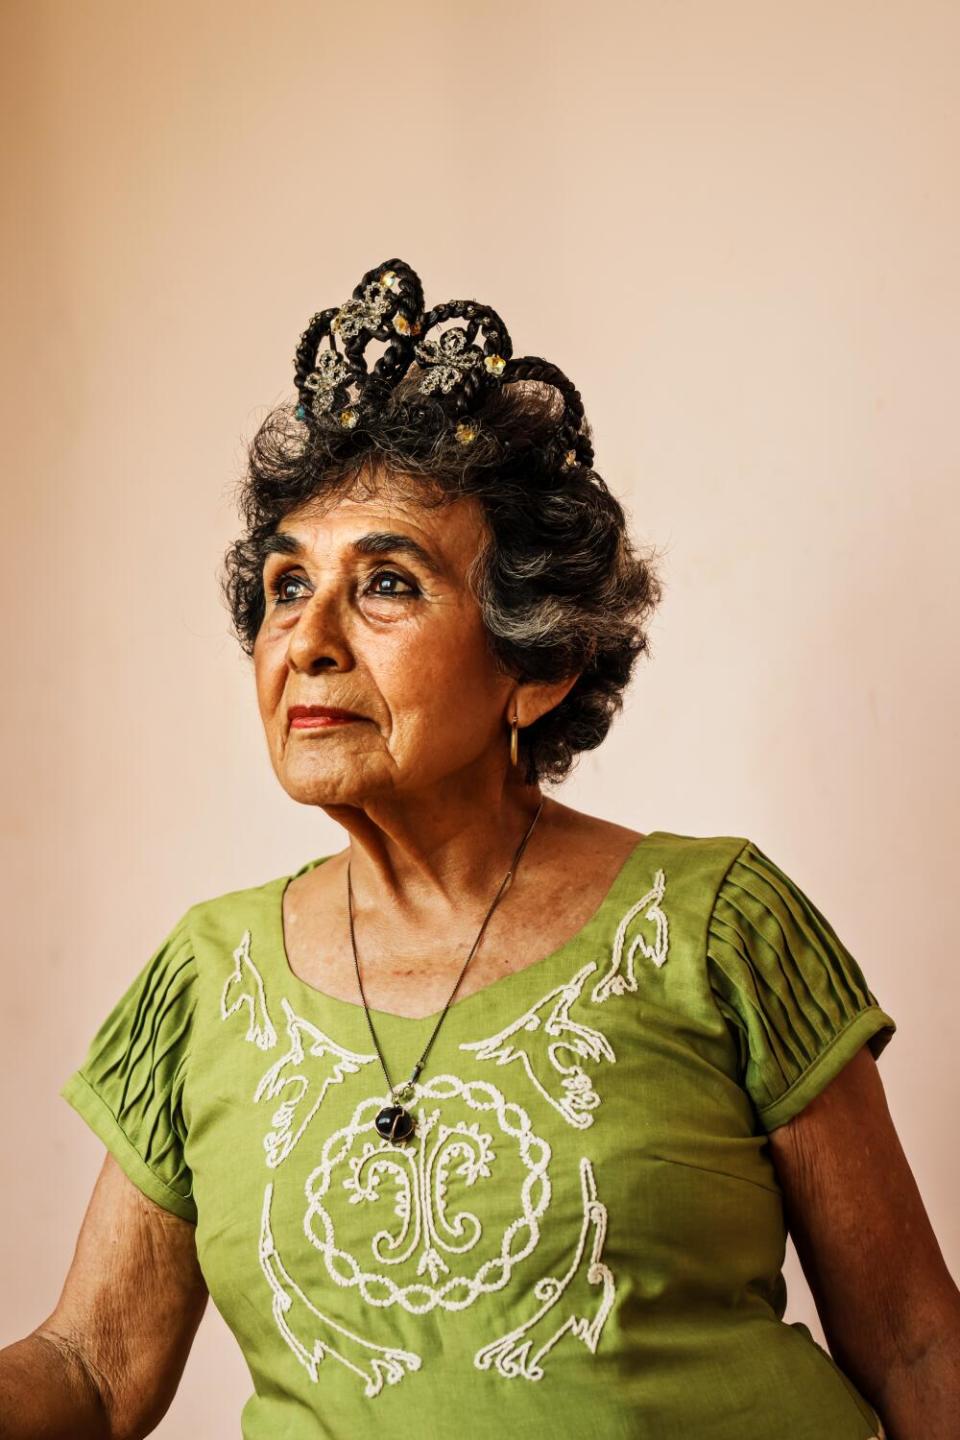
[259,1180,422,1397]
[302,1074,552,1314]
[458,961,615,1129]
[219,871,670,1388]
[255,998,379,1168]
[221,929,278,1050]
[591,867,669,1003]
[474,1155,615,1380]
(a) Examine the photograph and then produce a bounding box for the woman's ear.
[511,674,580,728]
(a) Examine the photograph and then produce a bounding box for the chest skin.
[279,822,650,1020]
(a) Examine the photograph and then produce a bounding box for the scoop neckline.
[271,830,667,1025]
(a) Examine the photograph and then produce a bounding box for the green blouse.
[60,831,895,1439]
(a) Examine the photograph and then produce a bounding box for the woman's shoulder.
[640,827,750,859]
[550,801,750,864]
[579,819,752,883]
[183,864,296,938]
[625,830,753,914]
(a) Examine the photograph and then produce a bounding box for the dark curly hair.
[220,364,665,786]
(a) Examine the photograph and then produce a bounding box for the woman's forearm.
[876,1326,960,1440]
[0,1329,113,1440]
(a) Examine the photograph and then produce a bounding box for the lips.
[288,704,364,727]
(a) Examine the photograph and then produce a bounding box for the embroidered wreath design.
[302,1074,552,1315]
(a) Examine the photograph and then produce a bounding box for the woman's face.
[253,475,517,808]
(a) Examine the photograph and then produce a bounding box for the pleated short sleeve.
[707,840,896,1132]
[59,909,198,1222]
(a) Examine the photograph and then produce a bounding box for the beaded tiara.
[293,257,595,473]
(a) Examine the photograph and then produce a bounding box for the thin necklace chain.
[347,799,545,1104]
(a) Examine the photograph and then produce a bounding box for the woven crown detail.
[292,258,594,470]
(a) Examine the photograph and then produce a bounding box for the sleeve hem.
[60,1070,198,1224]
[757,1005,897,1132]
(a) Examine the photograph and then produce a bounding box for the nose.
[285,585,355,675]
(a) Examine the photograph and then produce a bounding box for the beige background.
[2,0,958,1432]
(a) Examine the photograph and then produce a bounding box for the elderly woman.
[3,259,957,1440]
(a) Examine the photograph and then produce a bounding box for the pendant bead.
[375,1104,416,1143]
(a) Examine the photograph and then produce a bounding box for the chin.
[277,756,384,808]
[280,773,356,807]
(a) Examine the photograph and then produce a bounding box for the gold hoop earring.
[510,715,519,767]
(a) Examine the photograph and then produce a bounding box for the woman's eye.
[268,573,308,605]
[365,569,420,599]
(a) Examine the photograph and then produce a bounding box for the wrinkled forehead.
[272,469,489,574]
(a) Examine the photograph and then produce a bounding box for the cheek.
[377,616,500,714]
[252,634,287,712]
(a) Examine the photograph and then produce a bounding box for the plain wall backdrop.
[2,1,958,1433]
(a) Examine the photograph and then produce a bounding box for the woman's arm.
[0,1151,209,1440]
[0,1330,112,1439]
[767,1043,960,1440]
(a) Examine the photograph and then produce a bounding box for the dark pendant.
[375,1104,416,1143]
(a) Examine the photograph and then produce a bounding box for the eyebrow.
[258,530,447,580]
